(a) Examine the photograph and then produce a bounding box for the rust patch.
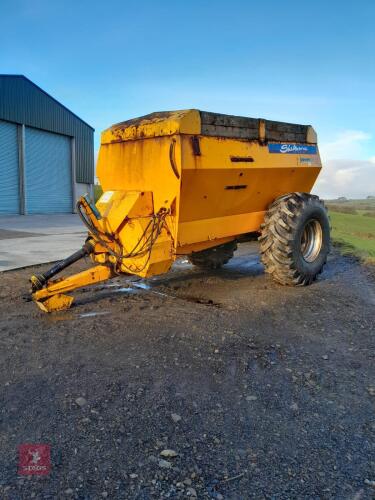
[191,136,201,156]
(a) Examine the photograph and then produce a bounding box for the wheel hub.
[300,219,323,262]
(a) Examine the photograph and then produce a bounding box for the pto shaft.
[30,241,93,292]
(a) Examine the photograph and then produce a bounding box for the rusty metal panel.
[200,111,259,139]
[103,109,314,147]
[200,111,313,144]
[265,120,309,143]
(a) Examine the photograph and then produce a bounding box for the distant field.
[325,199,375,263]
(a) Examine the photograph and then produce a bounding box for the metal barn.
[0,75,94,214]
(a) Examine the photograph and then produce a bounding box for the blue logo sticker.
[268,143,317,154]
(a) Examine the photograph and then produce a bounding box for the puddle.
[118,285,171,298]
[132,281,151,290]
[132,282,170,297]
[109,282,217,306]
[97,277,222,305]
[79,311,110,318]
[101,279,172,298]
[113,287,139,294]
[224,255,262,273]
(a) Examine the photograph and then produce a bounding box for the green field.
[326,199,375,263]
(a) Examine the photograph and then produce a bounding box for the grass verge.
[329,211,375,264]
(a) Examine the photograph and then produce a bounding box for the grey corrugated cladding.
[0,75,94,184]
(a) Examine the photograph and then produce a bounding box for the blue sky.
[1,0,374,197]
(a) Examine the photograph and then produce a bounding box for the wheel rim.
[300,219,322,262]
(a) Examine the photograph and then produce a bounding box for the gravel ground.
[0,243,374,499]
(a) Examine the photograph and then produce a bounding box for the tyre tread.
[259,192,330,286]
[189,241,237,270]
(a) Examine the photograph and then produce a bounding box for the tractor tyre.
[259,192,330,286]
[188,241,237,270]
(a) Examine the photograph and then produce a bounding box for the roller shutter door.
[0,120,20,214]
[25,127,72,214]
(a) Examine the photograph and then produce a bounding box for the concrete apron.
[0,214,87,271]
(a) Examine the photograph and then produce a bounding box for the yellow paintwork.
[101,109,201,143]
[96,124,320,254]
[33,265,115,312]
[32,109,322,311]
[35,294,74,313]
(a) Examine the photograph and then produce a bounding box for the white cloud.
[313,130,375,199]
[319,130,371,161]
[313,159,375,199]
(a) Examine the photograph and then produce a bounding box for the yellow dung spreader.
[31,110,330,312]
